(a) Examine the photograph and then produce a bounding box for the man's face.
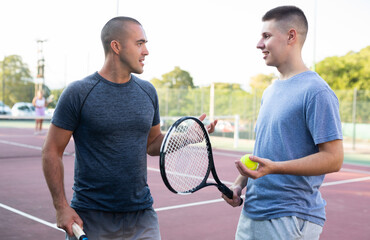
[118,22,149,74]
[256,20,288,68]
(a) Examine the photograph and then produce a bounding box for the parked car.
[11,102,35,117]
[0,101,12,115]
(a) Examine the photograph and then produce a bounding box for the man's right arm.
[42,124,82,236]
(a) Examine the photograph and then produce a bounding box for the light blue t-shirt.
[52,72,160,212]
[244,71,342,226]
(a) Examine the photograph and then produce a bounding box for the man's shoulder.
[67,72,100,90]
[132,75,154,88]
[131,75,157,95]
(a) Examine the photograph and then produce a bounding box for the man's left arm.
[147,114,218,156]
[236,139,344,179]
[147,124,164,156]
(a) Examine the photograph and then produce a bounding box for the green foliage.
[48,88,65,108]
[1,55,34,106]
[316,46,370,90]
[213,82,243,90]
[151,66,194,89]
[316,46,370,123]
[0,55,55,108]
[249,73,276,90]
[335,89,370,123]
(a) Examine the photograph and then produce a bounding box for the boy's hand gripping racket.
[160,116,242,205]
[72,223,88,240]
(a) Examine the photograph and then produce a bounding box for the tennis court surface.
[1,125,370,239]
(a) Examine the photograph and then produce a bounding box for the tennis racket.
[160,116,242,205]
[72,223,88,240]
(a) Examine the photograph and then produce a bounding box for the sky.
[1,0,369,90]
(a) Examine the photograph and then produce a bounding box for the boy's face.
[256,20,288,68]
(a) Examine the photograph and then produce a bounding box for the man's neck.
[278,67,310,80]
[99,58,132,84]
[277,56,310,80]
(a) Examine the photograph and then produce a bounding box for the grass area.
[343,153,370,166]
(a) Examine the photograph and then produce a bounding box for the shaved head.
[101,16,142,55]
[262,6,308,45]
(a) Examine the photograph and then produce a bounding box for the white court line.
[213,150,244,158]
[0,139,42,151]
[0,203,63,232]
[2,141,370,231]
[322,176,370,186]
[340,167,370,175]
[1,173,370,232]
[0,139,74,156]
[155,198,235,212]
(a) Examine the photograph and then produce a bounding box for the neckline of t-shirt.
[275,71,314,84]
[94,72,135,87]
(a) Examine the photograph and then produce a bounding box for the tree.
[150,66,195,89]
[48,88,65,108]
[249,73,276,91]
[316,46,370,90]
[316,46,370,123]
[0,55,54,107]
[1,55,34,107]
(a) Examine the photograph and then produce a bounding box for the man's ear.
[287,29,297,44]
[110,40,120,55]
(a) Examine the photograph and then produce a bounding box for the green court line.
[344,153,370,166]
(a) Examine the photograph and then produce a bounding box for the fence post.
[352,88,357,150]
[209,83,215,122]
[234,115,239,148]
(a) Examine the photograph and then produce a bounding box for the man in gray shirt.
[42,16,217,240]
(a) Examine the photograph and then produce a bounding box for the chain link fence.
[157,87,370,151]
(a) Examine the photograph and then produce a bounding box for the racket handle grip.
[218,184,244,206]
[72,223,88,240]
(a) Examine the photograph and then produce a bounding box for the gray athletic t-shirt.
[52,72,160,212]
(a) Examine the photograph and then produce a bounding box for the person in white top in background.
[32,90,48,134]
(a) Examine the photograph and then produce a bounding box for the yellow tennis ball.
[240,154,258,170]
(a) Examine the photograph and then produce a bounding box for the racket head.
[160,117,212,194]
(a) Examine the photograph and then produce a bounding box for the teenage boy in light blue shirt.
[223,6,343,240]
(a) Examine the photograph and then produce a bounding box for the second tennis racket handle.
[72,223,88,240]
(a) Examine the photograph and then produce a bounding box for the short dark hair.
[263,6,308,43]
[101,16,142,55]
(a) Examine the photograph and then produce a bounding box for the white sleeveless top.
[35,98,45,108]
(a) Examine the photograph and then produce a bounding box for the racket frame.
[160,116,233,199]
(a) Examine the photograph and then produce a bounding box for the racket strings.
[164,120,210,193]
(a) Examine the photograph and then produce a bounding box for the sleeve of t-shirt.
[51,81,82,131]
[306,89,343,145]
[152,88,160,127]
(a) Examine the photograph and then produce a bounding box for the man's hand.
[56,205,83,237]
[235,155,275,179]
[198,113,218,133]
[222,185,243,207]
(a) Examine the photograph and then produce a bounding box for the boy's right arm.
[222,174,248,207]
